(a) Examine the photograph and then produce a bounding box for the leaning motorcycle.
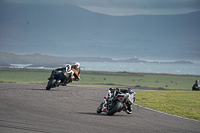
[192,80,200,91]
[46,72,71,90]
[97,89,136,115]
[192,85,200,91]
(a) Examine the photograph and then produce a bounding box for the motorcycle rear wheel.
[107,101,121,116]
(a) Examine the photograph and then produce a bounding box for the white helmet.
[66,64,71,72]
[75,62,80,68]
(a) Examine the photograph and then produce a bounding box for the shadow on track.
[77,112,128,117]
[78,112,102,116]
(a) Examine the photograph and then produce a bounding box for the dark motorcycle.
[97,88,136,115]
[192,80,200,91]
[46,72,71,90]
[192,85,200,91]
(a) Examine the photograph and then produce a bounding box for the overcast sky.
[3,0,200,16]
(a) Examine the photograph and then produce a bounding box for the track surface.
[0,83,199,133]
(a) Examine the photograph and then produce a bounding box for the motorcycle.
[192,85,200,91]
[46,71,71,90]
[97,88,136,115]
[192,80,200,91]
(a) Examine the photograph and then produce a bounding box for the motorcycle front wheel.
[107,101,121,116]
[46,79,56,90]
[96,103,103,114]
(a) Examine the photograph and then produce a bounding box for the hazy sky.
[4,0,200,16]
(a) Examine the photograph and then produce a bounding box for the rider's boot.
[126,104,132,114]
[62,79,67,86]
[62,77,72,86]
[61,77,67,86]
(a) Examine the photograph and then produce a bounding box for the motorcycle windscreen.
[127,93,134,104]
[54,73,62,80]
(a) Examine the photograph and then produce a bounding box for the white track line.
[133,103,200,123]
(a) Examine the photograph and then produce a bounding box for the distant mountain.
[0,52,71,67]
[0,52,193,69]
[0,2,200,60]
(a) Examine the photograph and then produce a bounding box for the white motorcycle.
[97,88,136,115]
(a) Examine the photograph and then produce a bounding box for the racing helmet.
[66,64,71,72]
[75,62,80,68]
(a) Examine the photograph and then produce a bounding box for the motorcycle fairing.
[54,72,62,80]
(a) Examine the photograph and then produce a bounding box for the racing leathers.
[71,64,81,82]
[107,88,134,114]
[48,64,73,85]
[48,63,81,85]
[192,80,200,90]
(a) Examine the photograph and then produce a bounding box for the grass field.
[0,68,50,84]
[135,91,200,120]
[0,68,199,90]
[79,71,199,90]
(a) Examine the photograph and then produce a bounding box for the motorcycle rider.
[192,80,200,90]
[70,62,81,82]
[48,62,81,85]
[107,88,134,114]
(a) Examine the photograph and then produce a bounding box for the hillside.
[0,2,200,60]
[0,52,71,67]
[0,52,194,69]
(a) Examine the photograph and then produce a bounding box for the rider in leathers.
[107,88,134,114]
[71,62,81,82]
[192,80,200,90]
[48,62,81,85]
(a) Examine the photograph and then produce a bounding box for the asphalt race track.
[0,83,199,133]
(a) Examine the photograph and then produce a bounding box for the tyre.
[46,79,56,90]
[107,101,121,116]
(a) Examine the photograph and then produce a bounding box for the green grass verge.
[0,68,50,84]
[0,68,199,90]
[135,91,200,120]
[79,71,199,90]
